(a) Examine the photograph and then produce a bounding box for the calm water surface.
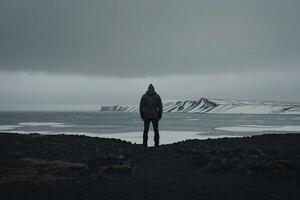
[0,112,299,145]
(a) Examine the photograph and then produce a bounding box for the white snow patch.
[1,131,54,135]
[215,125,300,132]
[18,122,73,128]
[0,125,22,130]
[185,119,200,121]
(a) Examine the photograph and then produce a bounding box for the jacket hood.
[146,84,156,96]
[146,89,156,96]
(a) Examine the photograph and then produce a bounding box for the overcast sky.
[0,0,300,110]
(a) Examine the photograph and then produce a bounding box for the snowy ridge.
[209,99,300,114]
[99,98,300,114]
[99,105,138,112]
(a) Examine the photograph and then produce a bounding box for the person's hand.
[141,113,144,121]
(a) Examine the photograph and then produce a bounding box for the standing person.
[139,84,163,147]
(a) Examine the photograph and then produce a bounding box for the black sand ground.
[0,133,300,200]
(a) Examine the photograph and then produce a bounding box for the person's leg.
[143,119,150,147]
[152,119,159,147]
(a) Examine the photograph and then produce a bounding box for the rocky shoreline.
[0,133,300,200]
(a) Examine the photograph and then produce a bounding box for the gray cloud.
[1,0,299,77]
[1,69,300,111]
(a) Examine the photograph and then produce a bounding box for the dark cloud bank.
[0,0,299,77]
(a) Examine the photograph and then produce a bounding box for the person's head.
[148,84,155,91]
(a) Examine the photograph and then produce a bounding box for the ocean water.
[0,112,299,146]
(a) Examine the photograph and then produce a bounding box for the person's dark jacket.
[139,88,163,120]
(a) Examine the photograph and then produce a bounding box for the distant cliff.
[99,98,300,114]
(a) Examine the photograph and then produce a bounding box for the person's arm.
[139,96,145,120]
[157,95,163,119]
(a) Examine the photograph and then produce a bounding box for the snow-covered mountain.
[99,98,300,114]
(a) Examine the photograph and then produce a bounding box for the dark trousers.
[143,119,159,146]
